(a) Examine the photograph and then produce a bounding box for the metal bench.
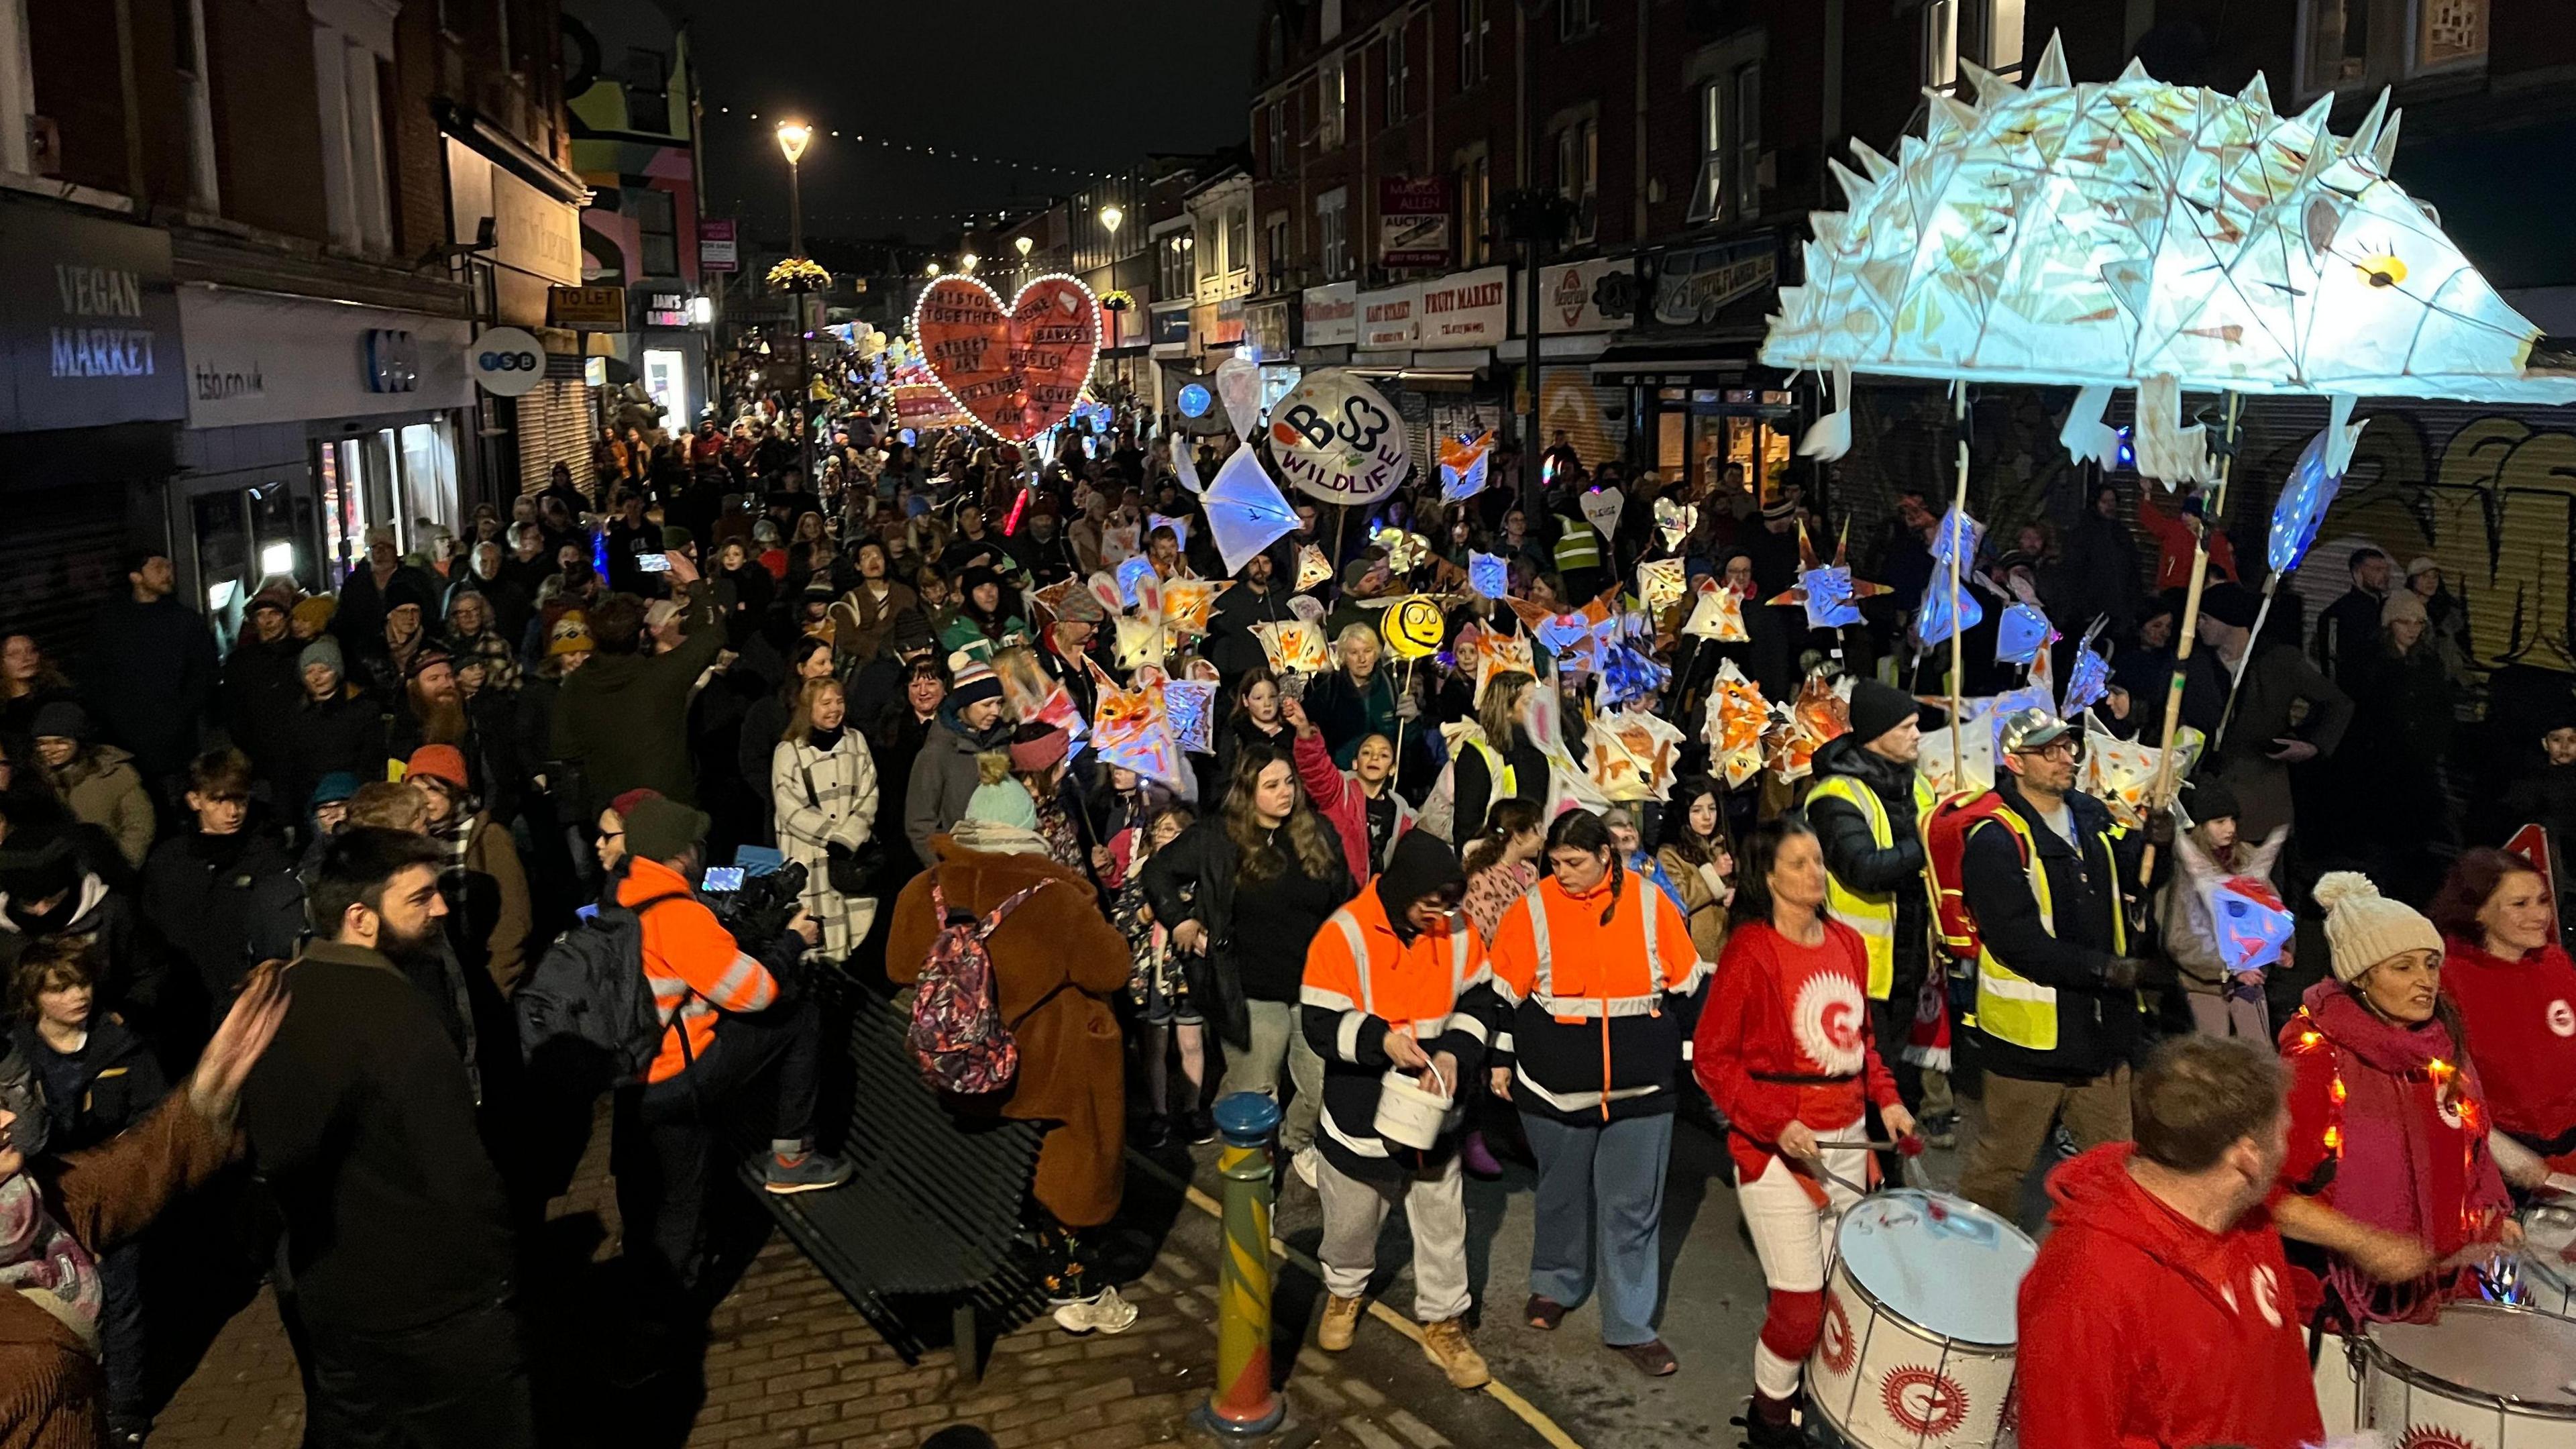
[741,985,1046,1382]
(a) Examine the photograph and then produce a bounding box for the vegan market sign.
[911,273,1101,443]
[1268,369,1411,504]
[0,202,186,432]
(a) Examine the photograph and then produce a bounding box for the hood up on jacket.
[2045,1142,2255,1316]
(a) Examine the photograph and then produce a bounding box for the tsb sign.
[468,327,546,397]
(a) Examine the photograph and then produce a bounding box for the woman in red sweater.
[1693,814,1912,1447]
[2432,847,2576,1169]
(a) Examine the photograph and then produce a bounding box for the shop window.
[2298,0,2479,91]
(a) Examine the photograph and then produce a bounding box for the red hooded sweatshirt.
[2017,1144,2323,1449]
[2442,934,2576,1150]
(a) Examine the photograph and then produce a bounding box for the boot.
[1729,1393,1807,1448]
[1318,1291,1364,1351]
[1420,1316,1491,1389]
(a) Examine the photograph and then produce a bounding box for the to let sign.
[0,200,185,433]
[549,285,628,330]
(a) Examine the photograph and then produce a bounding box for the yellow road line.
[1175,1179,1587,1449]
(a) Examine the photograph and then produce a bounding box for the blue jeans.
[1519,1110,1674,1346]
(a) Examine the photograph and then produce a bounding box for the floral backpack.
[908,875,1051,1094]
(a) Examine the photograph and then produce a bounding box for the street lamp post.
[776,120,816,488]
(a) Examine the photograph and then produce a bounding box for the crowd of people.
[3,359,2574,1449]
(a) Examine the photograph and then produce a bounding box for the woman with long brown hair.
[1140,746,1354,1185]
[2432,847,2576,1169]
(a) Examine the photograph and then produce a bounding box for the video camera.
[704,857,808,949]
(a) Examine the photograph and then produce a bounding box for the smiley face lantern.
[1381,595,1445,660]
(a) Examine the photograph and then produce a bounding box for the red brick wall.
[387,0,451,258]
[203,0,327,241]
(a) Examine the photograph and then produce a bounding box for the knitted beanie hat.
[292,596,337,633]
[950,653,1003,709]
[299,637,344,679]
[2381,591,2429,627]
[963,779,1039,833]
[2314,870,2441,983]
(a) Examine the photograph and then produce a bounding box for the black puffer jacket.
[1807,733,1931,1000]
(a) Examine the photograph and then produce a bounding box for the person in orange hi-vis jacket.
[1485,809,1709,1379]
[1299,832,1501,1390]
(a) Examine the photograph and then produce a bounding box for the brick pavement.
[151,1110,1563,1449]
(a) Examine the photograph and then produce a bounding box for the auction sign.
[1268,368,1411,504]
[1378,176,1452,270]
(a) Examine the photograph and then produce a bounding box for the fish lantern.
[1381,595,1446,660]
[1636,557,1689,613]
[1996,602,2058,667]
[1703,660,1770,788]
[1295,543,1334,592]
[2210,875,2294,971]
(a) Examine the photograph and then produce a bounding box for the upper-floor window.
[1687,63,1763,225]
[1319,189,1350,278]
[1457,152,1491,266]
[1224,205,1251,275]
[1560,0,1598,40]
[1267,101,1288,174]
[1556,118,1597,244]
[1265,211,1291,282]
[1459,0,1489,88]
[1733,62,1763,219]
[1160,231,1196,299]
[2300,0,2486,93]
[1384,27,1409,124]
[1320,54,1347,150]
[1924,0,2023,91]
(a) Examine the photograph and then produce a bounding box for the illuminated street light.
[926,260,942,276]
[1099,203,1124,234]
[773,121,811,166]
[1014,235,1034,258]
[960,253,979,273]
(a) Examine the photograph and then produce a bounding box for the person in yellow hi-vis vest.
[1805,680,1943,1138]
[1953,708,2150,1224]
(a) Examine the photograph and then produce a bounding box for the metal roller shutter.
[0,484,141,665]
[513,379,598,500]
[1536,365,1627,474]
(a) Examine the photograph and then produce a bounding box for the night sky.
[671,0,1263,246]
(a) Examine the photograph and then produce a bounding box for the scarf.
[0,1174,100,1351]
[2293,981,2509,1324]
[809,725,846,752]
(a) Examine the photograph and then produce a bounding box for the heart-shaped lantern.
[911,274,1101,442]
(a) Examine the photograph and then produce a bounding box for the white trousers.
[1735,1120,1866,1398]
[1316,1151,1472,1324]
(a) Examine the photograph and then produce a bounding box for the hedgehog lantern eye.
[2356,252,2408,288]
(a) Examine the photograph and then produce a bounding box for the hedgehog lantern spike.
[1760,32,2576,407]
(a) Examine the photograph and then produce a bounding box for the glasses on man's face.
[2018,737,2084,763]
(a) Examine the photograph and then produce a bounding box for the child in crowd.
[2159,776,2289,1040]
[10,940,167,1443]
[1114,805,1205,1148]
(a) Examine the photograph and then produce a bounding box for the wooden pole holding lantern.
[1945,384,1968,774]
[2139,390,2243,889]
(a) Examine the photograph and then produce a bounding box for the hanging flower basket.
[767,257,831,292]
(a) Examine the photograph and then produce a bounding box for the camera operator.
[609,795,851,1326]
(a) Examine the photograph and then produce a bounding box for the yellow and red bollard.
[1191,1091,1285,1438]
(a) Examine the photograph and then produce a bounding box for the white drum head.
[2369,1302,2576,1407]
[1834,1189,2038,1348]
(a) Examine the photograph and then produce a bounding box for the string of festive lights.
[705,103,1127,181]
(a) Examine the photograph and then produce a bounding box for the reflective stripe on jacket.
[1487,869,1709,1122]
[1970,809,2128,1055]
[1805,771,1936,1002]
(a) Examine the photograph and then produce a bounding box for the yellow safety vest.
[1807,771,1938,1002]
[1968,809,2127,1054]
[1462,734,1516,804]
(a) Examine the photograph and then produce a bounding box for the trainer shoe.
[761,1149,853,1195]
[1318,1291,1365,1351]
[1052,1285,1139,1336]
[1421,1316,1490,1389]
[1185,1108,1218,1145]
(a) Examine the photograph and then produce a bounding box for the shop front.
[1592,233,1788,501]
[0,197,189,657]
[1149,301,1195,423]
[441,104,595,503]
[174,286,476,612]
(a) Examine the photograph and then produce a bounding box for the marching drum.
[1806,1189,2038,1449]
[2362,1301,2576,1447]
[2500,1203,2576,1317]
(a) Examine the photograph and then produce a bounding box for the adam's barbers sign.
[0,201,185,433]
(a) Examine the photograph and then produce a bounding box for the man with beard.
[1016,502,1081,587]
[388,649,520,827]
[1206,550,1299,686]
[239,826,534,1446]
